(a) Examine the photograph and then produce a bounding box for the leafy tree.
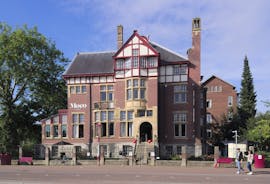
[246,112,270,151]
[210,113,242,145]
[0,23,68,152]
[208,122,223,146]
[221,116,235,140]
[238,56,257,130]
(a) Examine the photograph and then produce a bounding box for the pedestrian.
[245,150,254,175]
[235,148,244,174]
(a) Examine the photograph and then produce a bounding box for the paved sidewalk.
[0,165,269,184]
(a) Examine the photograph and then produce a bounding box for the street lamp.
[232,130,239,150]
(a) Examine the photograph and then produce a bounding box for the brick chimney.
[188,18,202,156]
[117,25,123,49]
[188,18,201,85]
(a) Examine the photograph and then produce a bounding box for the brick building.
[41,18,206,159]
[202,75,238,139]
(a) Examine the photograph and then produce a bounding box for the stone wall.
[11,159,221,167]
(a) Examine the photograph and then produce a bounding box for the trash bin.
[0,153,12,165]
[254,154,265,168]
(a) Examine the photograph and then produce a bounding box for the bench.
[214,157,233,168]
[18,157,33,165]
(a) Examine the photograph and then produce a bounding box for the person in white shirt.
[245,150,254,175]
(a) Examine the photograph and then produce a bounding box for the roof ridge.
[202,75,236,88]
[150,41,188,60]
[77,51,116,55]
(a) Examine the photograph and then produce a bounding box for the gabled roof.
[114,30,188,64]
[63,31,189,77]
[150,41,188,63]
[202,75,236,89]
[113,30,159,58]
[63,51,115,77]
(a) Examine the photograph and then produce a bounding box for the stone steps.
[135,142,154,165]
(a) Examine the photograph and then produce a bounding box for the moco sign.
[70,103,87,109]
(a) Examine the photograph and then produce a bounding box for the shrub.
[188,155,214,161]
[171,155,181,160]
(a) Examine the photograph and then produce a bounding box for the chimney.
[188,18,201,85]
[190,18,202,154]
[117,25,123,49]
[192,18,201,31]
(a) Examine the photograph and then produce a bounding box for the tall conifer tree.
[238,56,257,129]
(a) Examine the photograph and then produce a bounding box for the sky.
[1,0,269,113]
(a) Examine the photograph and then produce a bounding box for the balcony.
[94,102,114,110]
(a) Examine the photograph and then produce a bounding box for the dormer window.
[125,58,132,69]
[140,57,147,68]
[132,49,139,56]
[116,59,124,69]
[148,57,157,67]
[173,65,188,75]
[114,31,159,78]
[132,49,139,68]
[173,66,180,75]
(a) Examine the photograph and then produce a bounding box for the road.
[0,165,270,184]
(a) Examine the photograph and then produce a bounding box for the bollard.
[128,152,133,166]
[18,146,23,159]
[72,146,77,165]
[45,147,50,166]
[100,146,105,166]
[150,152,155,166]
[181,146,187,167]
[214,146,219,168]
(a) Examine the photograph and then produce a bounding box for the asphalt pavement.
[0,165,270,184]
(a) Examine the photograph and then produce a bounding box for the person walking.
[235,148,244,174]
[245,150,254,175]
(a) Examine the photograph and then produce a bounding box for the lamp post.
[232,130,239,150]
[232,130,238,159]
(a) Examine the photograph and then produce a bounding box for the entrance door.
[139,122,152,142]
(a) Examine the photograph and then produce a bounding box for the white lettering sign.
[70,103,87,109]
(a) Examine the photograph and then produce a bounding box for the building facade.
[202,75,238,139]
[41,18,206,159]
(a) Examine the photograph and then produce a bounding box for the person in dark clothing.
[235,148,244,174]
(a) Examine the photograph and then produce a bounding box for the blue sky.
[1,0,270,113]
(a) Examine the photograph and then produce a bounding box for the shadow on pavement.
[254,171,270,175]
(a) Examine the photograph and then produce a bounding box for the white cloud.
[59,0,270,113]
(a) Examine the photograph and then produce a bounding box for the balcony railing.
[94,102,114,110]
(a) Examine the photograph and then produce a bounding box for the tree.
[246,112,270,151]
[0,23,68,152]
[238,56,257,130]
[209,113,242,144]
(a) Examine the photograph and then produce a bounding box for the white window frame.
[206,99,212,108]
[228,96,233,107]
[206,114,212,124]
